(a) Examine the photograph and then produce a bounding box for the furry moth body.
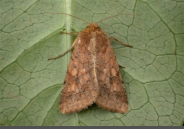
[49,22,132,114]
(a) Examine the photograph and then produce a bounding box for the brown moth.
[48,13,132,114]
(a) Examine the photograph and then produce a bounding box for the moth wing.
[59,37,99,114]
[96,38,128,113]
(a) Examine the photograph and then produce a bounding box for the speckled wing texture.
[59,23,128,114]
[95,29,128,113]
[59,35,99,114]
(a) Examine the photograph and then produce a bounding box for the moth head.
[86,23,101,31]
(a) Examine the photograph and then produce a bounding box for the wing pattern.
[59,23,128,114]
[60,37,99,114]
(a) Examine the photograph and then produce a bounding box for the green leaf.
[0,0,184,126]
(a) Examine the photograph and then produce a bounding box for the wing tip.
[96,101,128,114]
[118,103,128,114]
[59,100,96,114]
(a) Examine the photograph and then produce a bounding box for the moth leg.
[48,39,77,60]
[119,64,125,68]
[60,32,79,35]
[109,37,133,48]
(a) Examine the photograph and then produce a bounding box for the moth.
[48,13,133,114]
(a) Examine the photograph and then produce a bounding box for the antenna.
[45,12,90,25]
[96,14,135,24]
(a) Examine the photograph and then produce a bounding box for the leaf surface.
[0,0,184,126]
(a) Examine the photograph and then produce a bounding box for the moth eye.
[73,65,77,68]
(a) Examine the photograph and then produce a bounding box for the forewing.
[59,37,99,114]
[96,36,128,113]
